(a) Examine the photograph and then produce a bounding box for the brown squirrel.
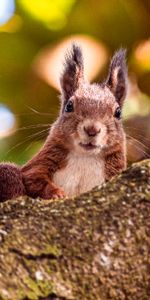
[0,44,128,201]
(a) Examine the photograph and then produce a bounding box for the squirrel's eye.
[114,107,121,119]
[65,101,74,113]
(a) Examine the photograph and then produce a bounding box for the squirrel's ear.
[106,49,128,107]
[60,44,84,101]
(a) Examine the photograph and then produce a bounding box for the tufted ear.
[60,44,84,102]
[106,49,128,107]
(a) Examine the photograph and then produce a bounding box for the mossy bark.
[0,160,149,300]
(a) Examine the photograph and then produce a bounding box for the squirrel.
[0,44,128,201]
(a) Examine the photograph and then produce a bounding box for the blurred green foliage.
[0,0,150,164]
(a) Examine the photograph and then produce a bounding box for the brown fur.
[0,163,25,201]
[21,132,69,199]
[0,45,128,201]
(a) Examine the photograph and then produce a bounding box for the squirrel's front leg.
[22,168,65,200]
[21,139,68,200]
[41,181,65,199]
[104,150,126,181]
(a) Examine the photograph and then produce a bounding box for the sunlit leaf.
[18,0,76,30]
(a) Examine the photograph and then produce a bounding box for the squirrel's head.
[54,44,128,156]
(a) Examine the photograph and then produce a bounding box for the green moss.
[43,244,61,257]
[23,277,53,300]
[0,160,149,299]
[37,281,53,296]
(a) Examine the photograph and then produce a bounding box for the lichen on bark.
[0,160,150,300]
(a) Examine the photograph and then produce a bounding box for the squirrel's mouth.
[79,142,100,150]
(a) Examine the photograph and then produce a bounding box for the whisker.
[126,134,150,152]
[124,125,148,133]
[125,130,150,143]
[6,128,49,155]
[24,141,35,153]
[14,112,46,117]
[21,130,48,154]
[127,137,150,158]
[124,126,146,131]
[11,123,50,134]
[18,130,49,162]
[25,105,55,116]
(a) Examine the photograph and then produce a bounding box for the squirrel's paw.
[51,188,65,199]
[43,184,65,200]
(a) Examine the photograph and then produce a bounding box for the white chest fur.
[53,153,105,197]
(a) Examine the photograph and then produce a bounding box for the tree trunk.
[0,160,149,300]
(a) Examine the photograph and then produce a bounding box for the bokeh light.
[0,14,22,33]
[33,35,108,90]
[19,0,76,30]
[0,105,16,138]
[135,39,150,71]
[0,0,15,25]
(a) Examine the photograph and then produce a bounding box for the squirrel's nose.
[84,126,101,137]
